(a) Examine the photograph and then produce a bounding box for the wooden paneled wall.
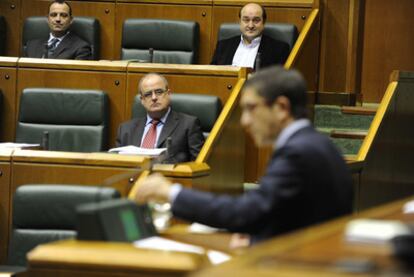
[5,0,414,103]
[2,0,316,64]
[318,0,414,103]
[360,0,414,102]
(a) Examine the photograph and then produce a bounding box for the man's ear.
[275,96,290,110]
[273,96,291,114]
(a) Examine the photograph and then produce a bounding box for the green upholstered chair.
[218,22,299,51]
[121,19,199,64]
[0,16,6,56]
[22,16,101,60]
[5,184,120,270]
[15,88,109,152]
[132,93,222,138]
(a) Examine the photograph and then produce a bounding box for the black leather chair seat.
[121,19,199,64]
[16,88,109,152]
[132,93,222,138]
[6,184,120,267]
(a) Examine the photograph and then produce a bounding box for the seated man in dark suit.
[25,0,92,60]
[134,66,353,245]
[211,3,289,69]
[116,73,205,163]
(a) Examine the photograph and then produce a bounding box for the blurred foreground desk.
[27,225,234,277]
[0,149,210,264]
[194,197,414,276]
[27,240,207,277]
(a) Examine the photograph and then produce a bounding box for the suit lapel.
[157,111,179,147]
[226,36,241,64]
[133,118,147,147]
[51,33,72,58]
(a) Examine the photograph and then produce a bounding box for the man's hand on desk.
[135,173,172,204]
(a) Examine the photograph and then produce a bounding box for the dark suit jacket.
[172,125,353,243]
[210,34,290,69]
[115,110,205,163]
[25,32,92,60]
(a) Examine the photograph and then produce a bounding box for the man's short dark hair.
[238,3,267,23]
[243,66,308,118]
[48,0,72,17]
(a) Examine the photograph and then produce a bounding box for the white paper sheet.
[133,236,231,265]
[0,142,40,149]
[345,219,412,244]
[108,145,166,156]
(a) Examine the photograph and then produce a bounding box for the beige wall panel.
[361,0,414,102]
[0,65,17,142]
[318,0,349,92]
[1,0,21,57]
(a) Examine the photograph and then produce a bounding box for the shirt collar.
[145,107,171,125]
[274,119,311,150]
[48,31,70,43]
[240,35,262,48]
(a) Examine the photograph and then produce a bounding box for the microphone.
[150,136,172,165]
[255,52,261,71]
[76,166,157,242]
[41,131,49,150]
[165,137,172,163]
[149,48,154,63]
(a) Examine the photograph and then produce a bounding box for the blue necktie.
[47,38,60,57]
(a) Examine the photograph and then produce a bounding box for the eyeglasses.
[241,100,270,113]
[141,88,168,99]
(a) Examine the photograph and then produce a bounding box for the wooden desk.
[27,240,208,277]
[0,148,212,264]
[194,197,414,276]
[27,225,234,277]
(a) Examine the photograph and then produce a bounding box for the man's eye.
[49,13,57,17]
[253,18,261,23]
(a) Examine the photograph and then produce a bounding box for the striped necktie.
[141,119,159,148]
[47,38,60,57]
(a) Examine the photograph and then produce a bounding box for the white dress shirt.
[232,35,262,68]
[47,31,70,48]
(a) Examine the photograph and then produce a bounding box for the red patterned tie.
[141,119,159,148]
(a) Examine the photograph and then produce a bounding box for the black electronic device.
[392,234,414,266]
[76,199,157,242]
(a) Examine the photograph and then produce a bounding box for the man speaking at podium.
[135,66,353,244]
